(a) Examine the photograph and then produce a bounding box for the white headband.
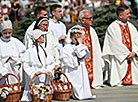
[70,28,83,34]
[37,18,49,27]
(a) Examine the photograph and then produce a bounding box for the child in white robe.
[61,27,96,100]
[21,29,54,101]
[0,20,26,84]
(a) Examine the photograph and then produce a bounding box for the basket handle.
[29,72,52,88]
[0,73,20,85]
[54,71,70,84]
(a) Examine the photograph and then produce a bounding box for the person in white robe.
[0,20,26,84]
[24,6,48,49]
[61,27,96,100]
[49,4,66,56]
[21,29,55,101]
[24,6,60,70]
[33,17,60,70]
[102,5,138,86]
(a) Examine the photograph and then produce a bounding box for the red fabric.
[77,26,94,89]
[119,24,132,85]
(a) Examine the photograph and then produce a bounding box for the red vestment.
[78,26,94,88]
[119,24,132,85]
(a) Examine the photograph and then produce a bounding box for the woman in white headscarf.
[21,29,55,101]
[0,20,26,83]
[61,27,96,100]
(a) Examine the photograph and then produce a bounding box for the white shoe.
[92,95,96,99]
[117,84,124,87]
[94,86,102,89]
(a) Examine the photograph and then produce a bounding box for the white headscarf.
[66,26,84,44]
[32,29,46,40]
[0,20,12,32]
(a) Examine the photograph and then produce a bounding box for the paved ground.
[53,85,138,102]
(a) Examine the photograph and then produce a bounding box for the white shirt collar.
[116,19,128,26]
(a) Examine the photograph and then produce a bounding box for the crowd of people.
[0,0,138,102]
[0,0,137,24]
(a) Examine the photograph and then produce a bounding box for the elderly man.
[67,10,103,89]
[102,5,138,86]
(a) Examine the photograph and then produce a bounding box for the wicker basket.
[53,71,72,101]
[29,73,53,102]
[0,73,21,102]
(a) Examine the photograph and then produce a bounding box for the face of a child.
[37,35,44,44]
[70,33,81,44]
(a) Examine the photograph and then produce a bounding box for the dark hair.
[116,5,129,16]
[33,17,48,30]
[50,4,62,15]
[35,6,47,16]
[34,40,47,65]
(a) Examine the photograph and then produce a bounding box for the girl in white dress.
[21,29,54,101]
[61,27,96,100]
[0,20,26,83]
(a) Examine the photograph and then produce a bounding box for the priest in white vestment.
[61,27,96,100]
[102,5,138,86]
[0,20,26,84]
[21,29,55,101]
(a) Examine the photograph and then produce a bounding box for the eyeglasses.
[83,17,93,21]
[2,32,12,34]
[39,24,49,27]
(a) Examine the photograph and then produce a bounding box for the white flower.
[40,93,45,99]
[0,88,2,94]
[48,90,51,94]
[1,92,7,99]
[8,88,12,91]
[64,85,68,90]
[5,91,8,95]
[54,84,57,90]
[34,90,38,95]
[3,87,9,91]
[14,86,18,91]
[58,85,62,90]
[69,84,72,89]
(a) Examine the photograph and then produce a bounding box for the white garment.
[23,21,35,49]
[49,18,66,40]
[61,44,92,100]
[66,25,104,88]
[21,45,54,101]
[23,21,60,66]
[0,37,26,84]
[48,18,66,56]
[102,20,138,86]
[1,0,11,8]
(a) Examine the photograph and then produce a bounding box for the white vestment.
[61,44,92,100]
[23,21,60,66]
[48,19,67,56]
[21,45,54,101]
[0,37,26,83]
[102,20,138,86]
